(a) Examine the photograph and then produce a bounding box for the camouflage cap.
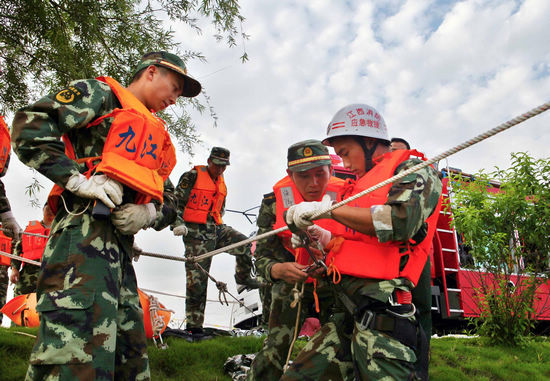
[287,139,332,172]
[134,51,202,97]
[209,147,230,165]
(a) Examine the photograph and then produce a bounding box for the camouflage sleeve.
[173,169,197,227]
[151,177,177,230]
[11,79,112,187]
[371,159,442,243]
[10,238,22,270]
[254,192,293,283]
[0,154,11,213]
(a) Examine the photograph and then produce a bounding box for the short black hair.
[390,137,410,150]
[130,65,170,84]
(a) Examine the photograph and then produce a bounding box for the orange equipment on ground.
[138,289,172,339]
[0,292,39,327]
[1,289,172,339]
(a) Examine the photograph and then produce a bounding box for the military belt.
[356,304,418,350]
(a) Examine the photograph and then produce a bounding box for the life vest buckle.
[358,309,374,331]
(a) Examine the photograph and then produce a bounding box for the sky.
[2,0,550,328]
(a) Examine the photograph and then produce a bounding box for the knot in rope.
[147,293,174,348]
[290,283,304,309]
[215,281,229,306]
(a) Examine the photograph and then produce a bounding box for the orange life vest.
[47,76,177,213]
[272,176,344,267]
[0,228,12,266]
[0,116,11,174]
[182,166,227,225]
[325,149,442,286]
[21,220,50,262]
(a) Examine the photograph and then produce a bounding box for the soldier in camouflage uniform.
[0,116,22,241]
[172,147,259,334]
[10,204,55,297]
[11,51,201,381]
[282,104,442,381]
[247,140,342,381]
[391,137,435,373]
[0,115,24,308]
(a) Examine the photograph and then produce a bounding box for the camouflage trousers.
[26,209,149,381]
[184,223,253,329]
[412,257,432,339]
[14,263,41,296]
[281,276,418,381]
[248,280,332,381]
[258,281,272,330]
[0,265,8,307]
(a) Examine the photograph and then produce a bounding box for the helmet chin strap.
[354,137,379,173]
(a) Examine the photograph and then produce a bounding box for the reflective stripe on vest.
[0,116,11,174]
[182,166,227,225]
[21,220,50,261]
[326,149,442,286]
[272,175,344,267]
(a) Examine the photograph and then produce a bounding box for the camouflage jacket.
[0,154,11,214]
[254,191,294,283]
[371,158,443,244]
[173,168,226,238]
[255,160,442,285]
[11,79,177,231]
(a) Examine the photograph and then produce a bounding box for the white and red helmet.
[322,104,389,146]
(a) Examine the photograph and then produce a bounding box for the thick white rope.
[284,282,305,372]
[187,100,550,263]
[140,287,241,304]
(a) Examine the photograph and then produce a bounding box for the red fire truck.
[431,170,550,326]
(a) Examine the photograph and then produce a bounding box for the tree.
[0,0,248,151]
[451,152,550,345]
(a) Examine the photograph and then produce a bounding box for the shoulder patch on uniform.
[54,86,83,104]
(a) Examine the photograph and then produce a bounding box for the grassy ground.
[1,327,550,380]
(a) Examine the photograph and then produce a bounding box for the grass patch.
[2,327,550,380]
[430,336,550,380]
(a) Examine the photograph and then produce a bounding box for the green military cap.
[209,147,230,165]
[287,139,332,172]
[134,51,202,97]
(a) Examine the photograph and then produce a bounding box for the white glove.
[285,194,333,230]
[173,224,188,237]
[111,203,157,235]
[0,210,22,239]
[65,173,123,209]
[291,225,332,249]
[307,225,332,248]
